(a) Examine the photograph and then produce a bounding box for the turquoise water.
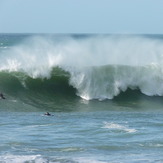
[1,34,163,162]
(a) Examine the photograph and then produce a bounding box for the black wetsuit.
[0,93,5,99]
[44,112,51,116]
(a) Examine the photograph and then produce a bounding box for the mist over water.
[1,34,163,100]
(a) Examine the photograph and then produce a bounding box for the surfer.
[44,112,51,116]
[0,93,5,99]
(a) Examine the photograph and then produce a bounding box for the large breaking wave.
[1,34,163,101]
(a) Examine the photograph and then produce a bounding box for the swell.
[1,65,163,110]
[1,34,163,110]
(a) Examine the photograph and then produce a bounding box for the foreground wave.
[1,34,163,110]
[1,65,163,111]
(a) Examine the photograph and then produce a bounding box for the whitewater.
[1,34,163,163]
[1,34,163,101]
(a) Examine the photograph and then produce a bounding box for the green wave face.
[0,68,78,111]
[1,34,163,111]
[1,65,163,112]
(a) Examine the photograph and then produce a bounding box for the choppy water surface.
[0,110,163,163]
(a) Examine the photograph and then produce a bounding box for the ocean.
[0,34,163,163]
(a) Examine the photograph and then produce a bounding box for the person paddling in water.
[0,93,5,99]
[44,112,51,116]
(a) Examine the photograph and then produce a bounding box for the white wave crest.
[1,35,163,100]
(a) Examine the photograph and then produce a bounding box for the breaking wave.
[1,34,163,102]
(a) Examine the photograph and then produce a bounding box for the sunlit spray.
[1,35,163,100]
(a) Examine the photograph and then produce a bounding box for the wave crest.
[1,35,163,101]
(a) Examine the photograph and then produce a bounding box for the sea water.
[0,34,163,163]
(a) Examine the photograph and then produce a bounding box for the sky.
[0,0,163,34]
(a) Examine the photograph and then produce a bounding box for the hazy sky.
[0,0,163,34]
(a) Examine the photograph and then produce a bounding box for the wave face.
[1,34,163,101]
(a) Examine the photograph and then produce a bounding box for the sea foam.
[102,122,137,133]
[0,154,45,163]
[1,35,163,100]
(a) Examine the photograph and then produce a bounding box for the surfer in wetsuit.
[44,112,51,116]
[0,93,5,99]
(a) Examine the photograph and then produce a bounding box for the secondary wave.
[1,34,163,101]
